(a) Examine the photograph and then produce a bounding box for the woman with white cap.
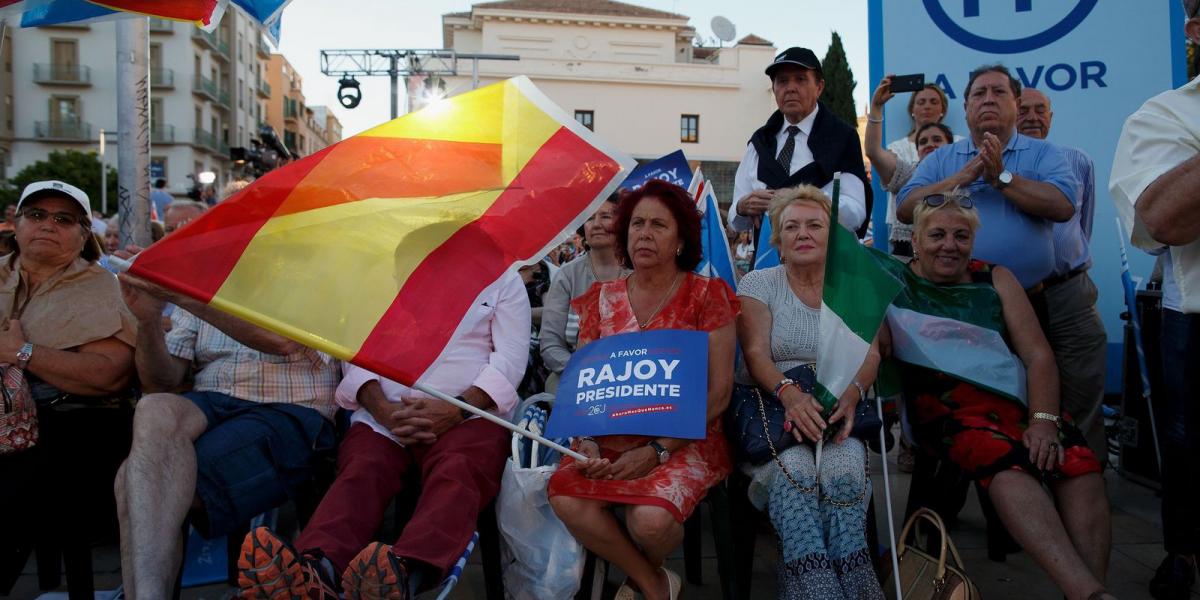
[0,179,137,596]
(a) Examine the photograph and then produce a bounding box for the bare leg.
[1052,473,1112,582]
[114,463,134,599]
[116,394,209,599]
[988,470,1105,600]
[625,505,684,567]
[550,496,670,600]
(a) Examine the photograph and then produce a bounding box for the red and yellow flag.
[130,77,632,385]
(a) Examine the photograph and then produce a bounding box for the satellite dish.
[711,15,736,43]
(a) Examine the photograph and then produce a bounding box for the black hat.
[765,47,822,78]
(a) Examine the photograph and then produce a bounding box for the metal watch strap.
[1031,411,1061,426]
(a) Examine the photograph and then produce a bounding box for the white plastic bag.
[496,405,584,600]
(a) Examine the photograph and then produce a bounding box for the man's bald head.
[1018,88,1053,140]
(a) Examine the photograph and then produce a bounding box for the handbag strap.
[896,507,974,581]
[753,386,869,507]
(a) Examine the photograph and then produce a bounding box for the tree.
[0,150,118,214]
[821,31,859,130]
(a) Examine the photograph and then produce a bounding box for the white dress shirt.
[729,104,866,233]
[335,270,532,443]
[1111,74,1200,314]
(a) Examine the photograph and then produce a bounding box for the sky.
[276,0,871,138]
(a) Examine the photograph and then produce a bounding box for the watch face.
[999,171,1013,184]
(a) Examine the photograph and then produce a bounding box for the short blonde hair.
[912,190,981,239]
[766,185,832,249]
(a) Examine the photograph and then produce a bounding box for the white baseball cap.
[17,180,92,221]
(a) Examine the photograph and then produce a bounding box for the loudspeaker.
[1117,290,1168,489]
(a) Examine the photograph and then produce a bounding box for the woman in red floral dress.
[548,180,738,600]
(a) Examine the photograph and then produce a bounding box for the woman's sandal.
[614,581,637,600]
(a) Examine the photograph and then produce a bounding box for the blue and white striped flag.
[688,168,737,291]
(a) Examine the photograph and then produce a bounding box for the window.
[237,77,244,108]
[50,39,79,81]
[574,110,594,131]
[49,96,79,125]
[680,114,699,143]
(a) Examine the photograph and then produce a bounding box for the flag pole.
[878,393,903,599]
[108,254,587,461]
[412,382,587,461]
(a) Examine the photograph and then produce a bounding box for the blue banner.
[619,150,692,192]
[547,329,708,439]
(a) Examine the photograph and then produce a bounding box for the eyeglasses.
[923,194,974,209]
[19,207,87,228]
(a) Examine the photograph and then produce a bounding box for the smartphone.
[891,73,926,93]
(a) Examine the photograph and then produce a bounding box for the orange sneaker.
[237,526,339,600]
[341,542,411,600]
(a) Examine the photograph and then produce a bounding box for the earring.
[676,246,682,256]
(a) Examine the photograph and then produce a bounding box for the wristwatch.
[455,395,473,422]
[995,169,1014,189]
[648,440,670,464]
[15,342,32,369]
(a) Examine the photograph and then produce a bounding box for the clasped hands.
[957,132,1007,188]
[779,386,856,444]
[574,439,659,481]
[371,396,463,445]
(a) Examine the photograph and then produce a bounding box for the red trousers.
[295,419,509,576]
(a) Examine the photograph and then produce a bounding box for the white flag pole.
[878,393,903,599]
[108,254,587,461]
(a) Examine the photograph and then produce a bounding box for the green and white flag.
[814,176,904,411]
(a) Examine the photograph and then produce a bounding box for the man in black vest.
[728,46,869,242]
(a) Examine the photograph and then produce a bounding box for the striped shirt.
[165,308,341,419]
[1052,146,1095,274]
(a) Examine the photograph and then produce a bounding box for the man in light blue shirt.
[150,178,173,220]
[898,65,1077,291]
[1016,87,1108,466]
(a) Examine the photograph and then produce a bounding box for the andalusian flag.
[883,258,1028,405]
[814,176,903,411]
[129,77,633,386]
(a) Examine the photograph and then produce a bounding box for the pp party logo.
[924,0,1098,54]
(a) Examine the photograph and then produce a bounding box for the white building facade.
[440,0,778,202]
[8,6,275,205]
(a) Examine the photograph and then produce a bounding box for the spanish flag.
[17,0,221,28]
[129,77,633,385]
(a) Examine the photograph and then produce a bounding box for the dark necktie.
[777,125,801,173]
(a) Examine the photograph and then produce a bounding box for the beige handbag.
[883,508,981,600]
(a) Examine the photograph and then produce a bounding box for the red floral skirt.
[907,370,1100,488]
[547,420,731,523]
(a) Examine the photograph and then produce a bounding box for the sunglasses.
[923,194,974,209]
[20,207,87,228]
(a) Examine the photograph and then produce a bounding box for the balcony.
[33,63,91,86]
[150,67,174,89]
[191,74,218,101]
[256,78,270,98]
[148,18,174,33]
[151,124,175,144]
[192,27,218,49]
[35,120,91,141]
[193,129,229,155]
[218,87,231,109]
[192,28,230,58]
[257,37,271,58]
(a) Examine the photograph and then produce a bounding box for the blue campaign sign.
[869,0,1186,393]
[619,150,693,192]
[547,329,708,439]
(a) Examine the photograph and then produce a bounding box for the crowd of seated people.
[19,46,1200,600]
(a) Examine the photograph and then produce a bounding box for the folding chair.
[422,531,480,600]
